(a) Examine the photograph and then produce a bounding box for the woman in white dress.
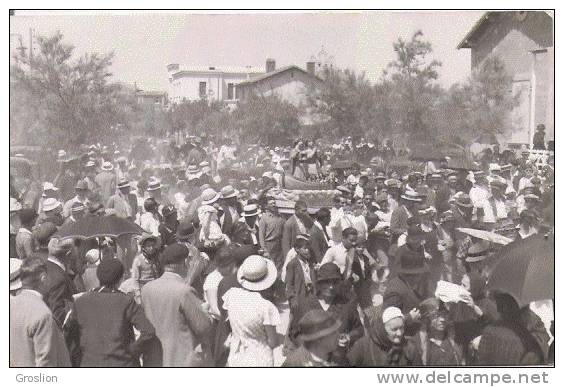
[222,255,280,367]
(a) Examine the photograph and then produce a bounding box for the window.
[199,82,207,98]
[227,83,234,100]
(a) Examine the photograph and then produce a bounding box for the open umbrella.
[456,227,513,245]
[55,215,145,240]
[487,233,554,307]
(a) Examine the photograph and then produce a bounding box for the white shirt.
[469,185,495,223]
[321,243,354,279]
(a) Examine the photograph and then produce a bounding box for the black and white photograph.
[7,7,555,375]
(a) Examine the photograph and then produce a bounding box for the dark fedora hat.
[316,262,342,283]
[296,309,342,342]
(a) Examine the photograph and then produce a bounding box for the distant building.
[136,90,168,108]
[457,11,554,147]
[166,63,263,105]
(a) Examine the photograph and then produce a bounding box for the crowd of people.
[9,133,554,367]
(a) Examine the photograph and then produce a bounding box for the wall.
[470,12,554,145]
[169,71,251,103]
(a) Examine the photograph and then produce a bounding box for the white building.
[166,62,264,105]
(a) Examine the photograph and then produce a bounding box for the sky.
[10,11,484,91]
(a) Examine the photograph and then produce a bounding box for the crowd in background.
[9,132,554,367]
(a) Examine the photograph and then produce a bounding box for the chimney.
[306,61,316,76]
[266,58,276,73]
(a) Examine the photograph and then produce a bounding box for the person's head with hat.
[523,192,541,211]
[10,258,24,294]
[419,297,450,339]
[186,164,201,181]
[446,170,458,189]
[70,201,86,220]
[489,163,502,178]
[9,198,23,232]
[438,210,455,232]
[374,192,389,213]
[159,243,191,277]
[315,262,343,303]
[400,189,423,212]
[384,178,401,199]
[518,209,539,235]
[101,161,114,172]
[500,164,512,180]
[293,235,313,267]
[453,193,474,217]
[139,233,160,262]
[199,161,211,175]
[489,178,507,200]
[374,171,387,190]
[293,309,342,361]
[242,203,260,228]
[42,181,59,199]
[397,226,429,282]
[237,255,277,296]
[146,177,162,200]
[96,258,125,289]
[464,240,491,276]
[201,187,221,210]
[220,185,239,207]
[42,197,62,218]
[74,179,90,201]
[176,222,195,243]
[117,179,131,196]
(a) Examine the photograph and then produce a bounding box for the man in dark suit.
[285,237,317,310]
[390,191,423,242]
[42,237,78,328]
[309,207,332,263]
[282,200,313,259]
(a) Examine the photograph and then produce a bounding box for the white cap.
[382,306,404,324]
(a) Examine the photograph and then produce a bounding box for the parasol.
[487,233,554,307]
[55,215,145,240]
[456,227,513,245]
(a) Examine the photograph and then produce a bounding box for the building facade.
[166,63,263,105]
[458,11,554,147]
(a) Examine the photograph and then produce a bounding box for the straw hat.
[220,185,239,199]
[237,255,277,291]
[10,258,23,291]
[465,240,491,263]
[42,198,62,212]
[101,161,114,171]
[201,188,220,205]
[242,204,259,217]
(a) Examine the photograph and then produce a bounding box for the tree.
[383,30,443,145]
[10,32,126,149]
[232,94,301,145]
[306,66,380,141]
[436,56,518,145]
[167,99,226,135]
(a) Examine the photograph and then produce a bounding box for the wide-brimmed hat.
[237,255,277,291]
[201,188,220,205]
[186,165,200,175]
[524,193,541,202]
[489,163,501,172]
[101,161,114,171]
[139,233,159,246]
[116,156,127,164]
[220,185,239,199]
[176,222,195,241]
[454,193,473,208]
[466,240,491,263]
[146,179,162,191]
[490,179,507,191]
[243,204,259,217]
[10,258,23,291]
[296,309,342,342]
[473,171,486,180]
[439,210,455,223]
[316,262,342,283]
[42,197,62,212]
[400,190,422,202]
[85,160,96,168]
